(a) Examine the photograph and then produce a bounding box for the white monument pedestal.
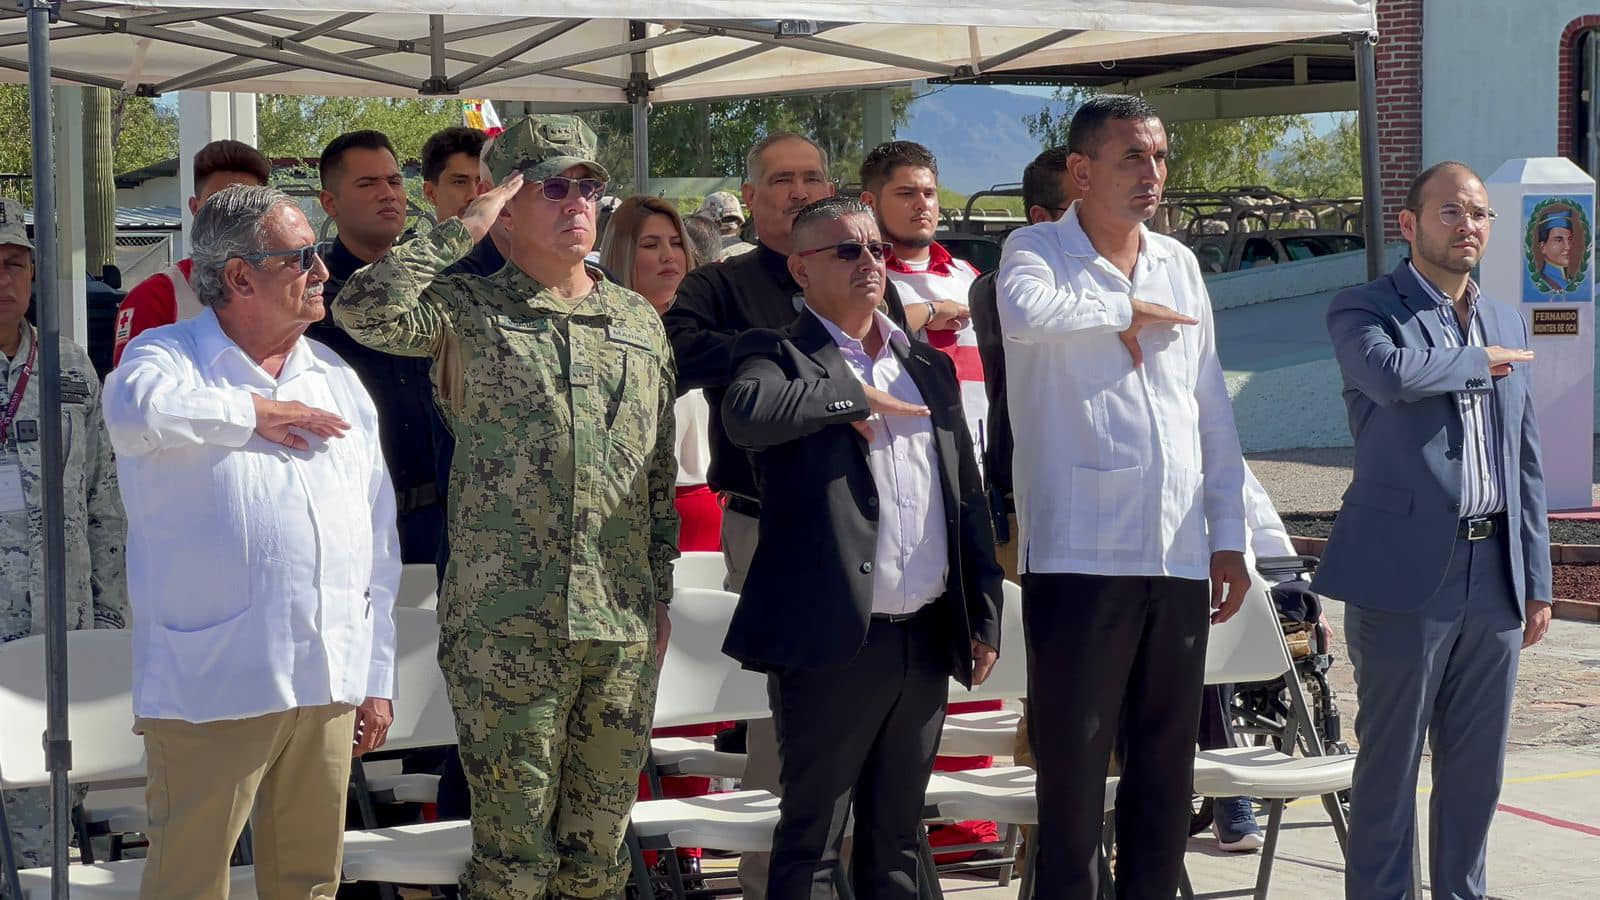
[1483,158,1595,510]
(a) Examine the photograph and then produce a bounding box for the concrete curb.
[1290,536,1599,622]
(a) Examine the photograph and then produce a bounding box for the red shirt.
[112,258,194,367]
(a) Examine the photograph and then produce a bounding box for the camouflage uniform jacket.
[1,323,128,643]
[334,219,677,642]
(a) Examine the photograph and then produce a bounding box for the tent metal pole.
[630,19,650,196]
[1351,30,1384,281]
[26,1,73,894]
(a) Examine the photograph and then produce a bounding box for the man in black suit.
[721,197,1004,900]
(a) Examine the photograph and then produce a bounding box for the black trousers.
[767,613,950,900]
[1023,573,1211,900]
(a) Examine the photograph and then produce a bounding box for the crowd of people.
[0,93,1554,900]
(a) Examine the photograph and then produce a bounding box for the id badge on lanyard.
[0,332,36,515]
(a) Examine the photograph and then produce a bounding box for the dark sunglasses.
[795,240,892,262]
[236,244,320,272]
[527,175,606,202]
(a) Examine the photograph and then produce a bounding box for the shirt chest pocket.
[482,315,571,431]
[594,330,660,457]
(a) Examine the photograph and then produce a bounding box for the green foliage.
[0,86,177,197]
[583,88,914,196]
[1270,114,1362,199]
[1023,88,1359,199]
[256,95,461,164]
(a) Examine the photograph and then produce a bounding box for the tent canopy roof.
[0,2,1375,103]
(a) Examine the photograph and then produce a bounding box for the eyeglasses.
[794,241,892,262]
[528,175,606,202]
[1433,203,1497,229]
[235,244,320,271]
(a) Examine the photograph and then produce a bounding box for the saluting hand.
[460,173,525,241]
[1120,299,1199,367]
[251,396,350,451]
[850,384,930,441]
[1486,345,1535,378]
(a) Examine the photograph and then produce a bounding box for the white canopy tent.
[7,2,1377,896]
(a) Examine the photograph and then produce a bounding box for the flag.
[463,99,504,136]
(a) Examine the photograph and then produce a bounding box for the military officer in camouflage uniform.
[335,116,677,900]
[0,197,127,886]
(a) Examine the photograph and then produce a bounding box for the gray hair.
[790,196,875,250]
[744,132,831,185]
[190,184,298,309]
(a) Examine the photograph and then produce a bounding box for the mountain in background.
[899,85,1057,196]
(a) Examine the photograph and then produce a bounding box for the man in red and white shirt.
[111,140,272,366]
[861,141,987,454]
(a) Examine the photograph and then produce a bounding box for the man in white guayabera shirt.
[103,184,400,900]
[996,94,1250,900]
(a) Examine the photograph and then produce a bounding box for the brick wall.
[1374,0,1425,243]
[1556,16,1600,162]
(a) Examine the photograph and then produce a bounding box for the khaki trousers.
[137,703,357,900]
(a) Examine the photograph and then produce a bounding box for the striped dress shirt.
[1409,262,1506,518]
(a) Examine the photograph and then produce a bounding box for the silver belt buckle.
[1466,517,1493,541]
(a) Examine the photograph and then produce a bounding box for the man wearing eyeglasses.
[721,196,1003,899]
[1317,161,1549,900]
[334,115,677,900]
[103,185,400,900]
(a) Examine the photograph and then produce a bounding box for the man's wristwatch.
[924,300,938,325]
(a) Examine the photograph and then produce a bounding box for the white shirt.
[103,308,400,723]
[997,204,1246,580]
[675,389,712,486]
[809,307,949,615]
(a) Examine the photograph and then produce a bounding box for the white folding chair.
[922,767,1119,900]
[937,580,1026,758]
[670,551,729,592]
[355,608,458,807]
[0,630,258,898]
[1187,570,1355,900]
[339,587,783,897]
[395,564,440,610]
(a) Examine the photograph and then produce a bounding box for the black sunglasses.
[527,175,606,202]
[236,244,320,272]
[795,240,892,262]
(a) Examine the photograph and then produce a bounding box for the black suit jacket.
[718,310,1004,687]
[665,244,909,504]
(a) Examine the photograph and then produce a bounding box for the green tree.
[582,87,914,195]
[1023,88,1303,193]
[1271,114,1362,199]
[0,86,176,200]
[256,95,461,164]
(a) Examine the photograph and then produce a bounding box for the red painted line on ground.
[1496,803,1600,837]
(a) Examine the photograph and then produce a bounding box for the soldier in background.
[334,115,677,900]
[0,197,128,887]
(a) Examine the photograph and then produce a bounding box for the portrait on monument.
[1523,195,1593,302]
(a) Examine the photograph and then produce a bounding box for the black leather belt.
[871,606,931,624]
[721,493,761,519]
[1457,513,1507,542]
[397,483,441,514]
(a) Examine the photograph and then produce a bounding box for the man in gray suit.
[1316,161,1552,900]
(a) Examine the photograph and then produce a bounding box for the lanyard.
[0,327,36,445]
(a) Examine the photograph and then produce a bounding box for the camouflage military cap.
[486,115,610,185]
[0,197,33,252]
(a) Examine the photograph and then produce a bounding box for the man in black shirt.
[307,130,446,565]
[665,132,908,898]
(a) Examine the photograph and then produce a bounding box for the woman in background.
[599,196,726,883]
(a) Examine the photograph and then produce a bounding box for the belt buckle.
[1466,517,1492,541]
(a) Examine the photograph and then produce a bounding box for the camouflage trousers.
[440,628,658,900]
[0,785,87,897]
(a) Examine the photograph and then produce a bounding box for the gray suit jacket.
[1313,261,1551,617]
